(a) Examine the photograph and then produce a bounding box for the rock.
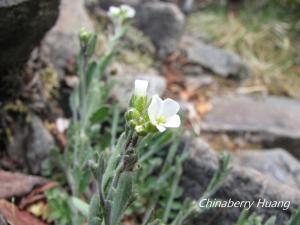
[135,2,185,57]
[181,37,251,79]
[185,75,216,89]
[88,1,185,57]
[201,95,300,159]
[181,138,300,225]
[0,170,47,198]
[161,0,195,13]
[235,149,300,189]
[42,0,94,78]
[111,73,167,108]
[0,0,60,73]
[8,115,55,174]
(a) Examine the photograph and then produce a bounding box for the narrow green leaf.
[265,216,276,225]
[148,219,164,225]
[88,195,102,225]
[111,172,133,225]
[102,153,121,191]
[288,208,300,225]
[86,61,97,88]
[71,197,89,218]
[236,210,251,225]
[90,106,110,124]
[87,34,97,56]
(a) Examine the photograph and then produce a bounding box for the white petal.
[56,118,70,133]
[120,4,136,18]
[164,115,181,128]
[134,79,148,96]
[156,125,166,132]
[148,95,163,124]
[161,98,180,118]
[108,6,120,17]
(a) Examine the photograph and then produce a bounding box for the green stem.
[163,168,181,223]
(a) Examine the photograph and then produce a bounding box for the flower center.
[156,116,166,125]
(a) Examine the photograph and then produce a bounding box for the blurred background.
[0,0,300,224]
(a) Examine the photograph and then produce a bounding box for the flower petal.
[156,125,166,132]
[108,6,120,17]
[161,98,180,118]
[120,4,136,18]
[164,115,181,128]
[148,95,163,124]
[134,80,148,96]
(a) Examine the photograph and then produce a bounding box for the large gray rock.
[111,73,167,108]
[235,149,300,189]
[8,114,55,174]
[202,95,300,158]
[42,0,94,78]
[181,138,300,225]
[181,37,251,79]
[0,0,60,73]
[87,1,185,57]
[135,2,185,57]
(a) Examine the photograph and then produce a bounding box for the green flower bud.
[133,96,148,113]
[144,122,158,133]
[135,125,147,136]
[79,27,92,45]
[125,108,140,121]
[128,120,138,129]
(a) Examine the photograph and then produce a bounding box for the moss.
[40,66,59,100]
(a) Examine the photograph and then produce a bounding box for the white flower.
[134,79,148,97]
[120,4,136,18]
[56,118,70,133]
[108,6,120,18]
[148,95,181,132]
[107,5,135,19]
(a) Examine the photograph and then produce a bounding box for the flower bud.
[79,27,92,45]
[135,125,147,136]
[134,80,148,97]
[125,108,140,121]
[128,120,138,129]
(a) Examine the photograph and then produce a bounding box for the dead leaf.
[0,199,47,225]
[20,182,58,209]
[0,170,47,199]
[196,101,212,118]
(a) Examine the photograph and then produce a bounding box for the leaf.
[102,153,121,191]
[0,199,47,225]
[86,61,97,88]
[265,216,276,225]
[88,195,102,225]
[111,172,133,225]
[236,210,251,225]
[148,219,164,225]
[86,80,103,120]
[87,34,97,57]
[288,208,300,225]
[90,106,110,124]
[71,197,89,218]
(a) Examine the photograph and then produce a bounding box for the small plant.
[288,208,300,225]
[46,4,234,225]
[236,210,276,225]
[236,207,300,225]
[45,5,136,225]
[87,75,181,225]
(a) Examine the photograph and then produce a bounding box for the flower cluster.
[108,4,136,20]
[126,80,181,135]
